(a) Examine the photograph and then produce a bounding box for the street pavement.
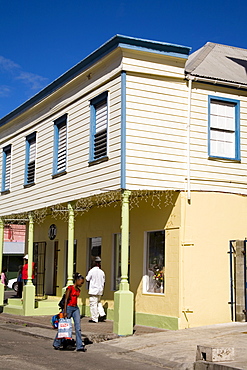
[1,291,247,369]
[0,327,168,370]
[0,313,247,369]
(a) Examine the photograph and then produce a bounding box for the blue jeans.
[53,306,83,350]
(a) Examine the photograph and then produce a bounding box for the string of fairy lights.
[1,190,175,225]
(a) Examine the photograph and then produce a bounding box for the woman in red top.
[53,273,86,352]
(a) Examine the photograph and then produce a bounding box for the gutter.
[185,74,247,90]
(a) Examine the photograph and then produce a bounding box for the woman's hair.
[73,272,84,283]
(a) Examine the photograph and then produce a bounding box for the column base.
[0,282,4,306]
[113,289,134,336]
[23,284,35,316]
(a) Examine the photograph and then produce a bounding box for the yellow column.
[23,213,35,315]
[113,190,134,335]
[0,219,4,306]
[66,203,74,287]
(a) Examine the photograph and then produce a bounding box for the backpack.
[58,290,71,310]
[51,314,59,329]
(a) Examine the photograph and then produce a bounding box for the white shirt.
[86,266,105,295]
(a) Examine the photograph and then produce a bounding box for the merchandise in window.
[145,230,165,294]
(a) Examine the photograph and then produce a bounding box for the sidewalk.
[103,322,247,370]
[1,311,247,369]
[0,312,166,343]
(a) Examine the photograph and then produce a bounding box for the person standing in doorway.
[22,254,35,285]
[86,256,106,323]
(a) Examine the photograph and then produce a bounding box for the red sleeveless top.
[67,285,80,306]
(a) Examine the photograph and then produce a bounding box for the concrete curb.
[0,316,119,343]
[194,361,243,370]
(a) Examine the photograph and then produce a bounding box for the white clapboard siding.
[122,52,186,79]
[125,72,187,191]
[0,73,122,215]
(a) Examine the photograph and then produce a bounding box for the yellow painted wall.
[179,191,247,329]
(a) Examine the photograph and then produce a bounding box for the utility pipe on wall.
[186,77,193,202]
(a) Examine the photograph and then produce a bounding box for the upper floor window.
[2,145,11,192]
[208,96,240,160]
[90,92,108,162]
[53,114,67,175]
[25,132,36,185]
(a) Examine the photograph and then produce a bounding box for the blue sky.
[0,0,246,118]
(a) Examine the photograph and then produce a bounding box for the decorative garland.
[0,190,175,224]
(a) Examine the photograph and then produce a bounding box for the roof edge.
[0,34,191,127]
[185,42,216,74]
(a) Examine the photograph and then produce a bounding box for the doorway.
[53,241,59,295]
[229,240,247,322]
[33,242,46,297]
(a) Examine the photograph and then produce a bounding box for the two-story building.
[0,35,247,333]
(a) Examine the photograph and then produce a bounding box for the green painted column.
[27,213,34,286]
[23,213,35,315]
[66,203,74,287]
[0,219,4,306]
[113,190,134,335]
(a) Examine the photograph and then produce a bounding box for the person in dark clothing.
[17,265,23,298]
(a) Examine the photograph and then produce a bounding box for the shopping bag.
[57,318,72,339]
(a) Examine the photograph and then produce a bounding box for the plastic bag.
[57,318,72,339]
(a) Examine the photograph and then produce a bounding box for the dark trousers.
[17,282,23,298]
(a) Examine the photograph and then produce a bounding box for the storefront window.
[145,230,165,294]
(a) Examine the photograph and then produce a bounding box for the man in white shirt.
[86,256,106,323]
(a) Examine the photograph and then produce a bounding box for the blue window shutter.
[53,114,67,174]
[57,124,67,172]
[25,133,36,185]
[90,92,108,162]
[2,145,11,191]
